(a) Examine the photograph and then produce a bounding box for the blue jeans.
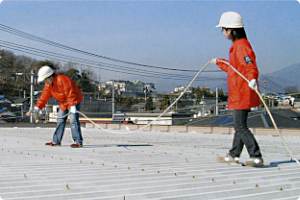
[52,103,83,145]
[229,110,262,158]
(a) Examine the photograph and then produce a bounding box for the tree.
[160,95,170,110]
[0,50,22,96]
[215,88,228,102]
[77,70,94,93]
[145,96,154,111]
[123,97,133,108]
[64,68,94,93]
[37,60,60,70]
[194,87,203,103]
[64,68,80,83]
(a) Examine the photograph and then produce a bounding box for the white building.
[174,85,194,94]
[105,80,148,96]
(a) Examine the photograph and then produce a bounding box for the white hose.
[34,58,299,166]
[217,59,300,166]
[76,60,213,134]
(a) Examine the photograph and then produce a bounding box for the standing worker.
[212,11,263,166]
[26,66,84,148]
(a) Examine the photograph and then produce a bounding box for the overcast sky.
[0,0,299,92]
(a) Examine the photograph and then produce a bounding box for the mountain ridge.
[260,63,300,94]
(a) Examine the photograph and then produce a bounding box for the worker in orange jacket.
[26,66,84,148]
[212,11,263,166]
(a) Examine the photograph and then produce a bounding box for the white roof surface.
[1,127,300,200]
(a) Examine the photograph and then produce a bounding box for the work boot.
[242,158,264,167]
[70,143,83,148]
[217,154,239,164]
[45,142,60,146]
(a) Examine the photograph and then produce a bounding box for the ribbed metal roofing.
[1,127,300,199]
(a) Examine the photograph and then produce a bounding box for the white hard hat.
[216,11,244,28]
[37,66,54,82]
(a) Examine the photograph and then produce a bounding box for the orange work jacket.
[216,38,260,110]
[35,75,83,111]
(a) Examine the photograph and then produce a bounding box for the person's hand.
[248,79,258,90]
[210,58,218,64]
[26,107,39,116]
[70,106,76,114]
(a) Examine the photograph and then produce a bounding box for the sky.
[0,0,299,92]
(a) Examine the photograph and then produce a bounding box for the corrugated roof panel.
[1,128,300,199]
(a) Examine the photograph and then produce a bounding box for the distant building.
[0,96,18,122]
[104,80,154,96]
[144,83,156,92]
[294,98,300,108]
[11,98,30,121]
[202,87,211,93]
[174,85,194,94]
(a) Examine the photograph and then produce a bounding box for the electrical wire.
[0,24,210,73]
[0,23,290,96]
[0,40,226,82]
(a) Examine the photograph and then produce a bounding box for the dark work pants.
[229,110,262,158]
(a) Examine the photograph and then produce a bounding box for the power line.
[0,40,226,82]
[0,24,213,73]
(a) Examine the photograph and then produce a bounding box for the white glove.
[70,106,76,114]
[34,107,40,114]
[248,79,258,90]
[210,58,217,64]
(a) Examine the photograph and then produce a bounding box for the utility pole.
[30,70,35,123]
[262,80,267,110]
[215,87,219,116]
[112,80,115,117]
[144,85,147,101]
[16,70,37,123]
[262,81,266,95]
[202,95,205,117]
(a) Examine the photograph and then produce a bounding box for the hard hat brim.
[37,77,45,83]
[37,72,53,82]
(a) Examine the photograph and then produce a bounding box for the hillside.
[261,63,300,94]
[156,63,300,94]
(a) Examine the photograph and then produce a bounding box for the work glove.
[248,79,258,90]
[70,106,77,114]
[210,58,217,64]
[33,107,40,114]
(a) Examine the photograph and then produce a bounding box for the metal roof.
[1,127,300,199]
[189,109,300,129]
